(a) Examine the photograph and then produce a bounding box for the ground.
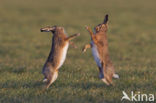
[0,0,156,103]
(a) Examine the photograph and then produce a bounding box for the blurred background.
[0,0,156,103]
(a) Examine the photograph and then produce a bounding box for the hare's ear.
[103,14,108,24]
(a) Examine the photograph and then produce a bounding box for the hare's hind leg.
[98,66,110,85]
[101,78,110,85]
[45,77,52,89]
[45,71,58,89]
[101,74,114,86]
[106,75,114,86]
[98,66,104,79]
[51,71,58,84]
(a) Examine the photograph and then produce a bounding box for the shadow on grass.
[70,82,113,90]
[0,79,43,89]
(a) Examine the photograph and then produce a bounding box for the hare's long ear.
[103,14,108,24]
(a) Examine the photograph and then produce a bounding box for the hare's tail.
[113,73,119,79]
[43,78,48,82]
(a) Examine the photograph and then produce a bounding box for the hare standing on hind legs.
[82,14,119,85]
[40,26,80,89]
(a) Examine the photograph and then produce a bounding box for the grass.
[0,0,156,103]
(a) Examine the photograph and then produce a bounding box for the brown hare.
[82,14,119,85]
[40,26,80,89]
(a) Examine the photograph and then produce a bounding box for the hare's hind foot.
[113,73,119,79]
[101,78,110,85]
[45,71,58,89]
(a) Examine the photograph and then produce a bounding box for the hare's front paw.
[82,47,86,53]
[85,25,89,30]
[76,33,80,36]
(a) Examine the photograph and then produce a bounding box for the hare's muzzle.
[40,29,44,32]
[40,28,51,32]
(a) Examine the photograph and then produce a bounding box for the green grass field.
[0,0,156,103]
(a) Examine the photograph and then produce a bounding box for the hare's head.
[95,14,109,33]
[40,26,65,34]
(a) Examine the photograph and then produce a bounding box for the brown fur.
[82,14,118,85]
[41,26,80,89]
